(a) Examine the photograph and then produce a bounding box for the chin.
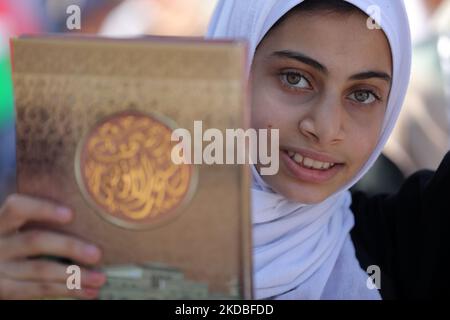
[270,181,332,205]
[286,189,329,204]
[258,169,346,204]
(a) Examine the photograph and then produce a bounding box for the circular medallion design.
[75,111,196,229]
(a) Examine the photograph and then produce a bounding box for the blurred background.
[0,0,449,201]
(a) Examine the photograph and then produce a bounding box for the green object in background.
[0,53,16,203]
[0,55,14,127]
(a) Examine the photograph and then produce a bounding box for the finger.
[0,230,102,266]
[0,194,73,235]
[0,278,100,300]
[0,260,106,288]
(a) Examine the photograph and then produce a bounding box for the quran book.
[11,35,252,299]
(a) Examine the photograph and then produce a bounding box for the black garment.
[350,151,450,299]
[351,153,405,197]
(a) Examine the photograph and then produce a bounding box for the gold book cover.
[11,35,252,300]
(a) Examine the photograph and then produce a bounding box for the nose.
[298,94,344,145]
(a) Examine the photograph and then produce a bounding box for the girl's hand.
[0,194,106,299]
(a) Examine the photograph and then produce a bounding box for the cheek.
[251,90,278,129]
[251,70,281,127]
[347,122,382,169]
[251,81,300,131]
[346,104,385,160]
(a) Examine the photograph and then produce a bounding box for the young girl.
[207,0,450,299]
[0,0,449,299]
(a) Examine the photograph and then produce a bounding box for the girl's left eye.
[279,72,311,89]
[348,90,380,104]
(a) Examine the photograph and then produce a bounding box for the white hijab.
[207,0,411,299]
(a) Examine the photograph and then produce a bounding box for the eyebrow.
[349,71,392,83]
[272,50,328,74]
[270,50,392,83]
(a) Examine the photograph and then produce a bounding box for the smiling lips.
[287,150,335,170]
[281,148,344,183]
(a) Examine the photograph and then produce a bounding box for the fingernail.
[88,272,107,286]
[83,288,99,299]
[56,207,72,221]
[84,245,101,260]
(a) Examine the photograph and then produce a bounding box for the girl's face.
[251,10,392,204]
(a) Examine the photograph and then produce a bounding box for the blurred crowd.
[0,0,217,201]
[355,0,450,194]
[0,0,450,199]
[386,0,450,175]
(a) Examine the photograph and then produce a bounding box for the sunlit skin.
[251,9,393,204]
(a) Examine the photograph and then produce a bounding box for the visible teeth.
[293,153,303,163]
[312,160,324,169]
[303,157,314,168]
[290,152,334,170]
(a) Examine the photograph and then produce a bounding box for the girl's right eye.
[279,71,312,90]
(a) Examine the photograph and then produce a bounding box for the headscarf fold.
[207,0,412,299]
